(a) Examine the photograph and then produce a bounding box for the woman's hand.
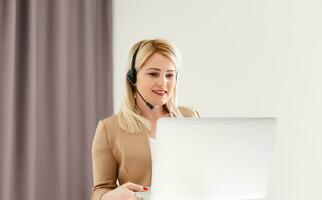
[101,182,148,200]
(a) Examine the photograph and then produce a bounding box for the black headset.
[127,45,154,109]
[126,46,140,88]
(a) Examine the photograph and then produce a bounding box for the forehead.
[141,53,175,71]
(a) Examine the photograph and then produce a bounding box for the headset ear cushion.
[127,68,137,85]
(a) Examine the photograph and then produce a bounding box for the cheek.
[136,75,153,90]
[167,82,176,94]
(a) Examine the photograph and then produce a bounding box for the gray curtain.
[0,0,113,200]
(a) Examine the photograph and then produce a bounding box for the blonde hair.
[118,39,183,134]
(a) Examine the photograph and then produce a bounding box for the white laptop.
[136,117,277,200]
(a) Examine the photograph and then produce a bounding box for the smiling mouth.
[152,90,167,96]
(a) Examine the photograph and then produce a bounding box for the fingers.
[125,182,146,192]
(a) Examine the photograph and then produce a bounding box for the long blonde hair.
[118,39,183,134]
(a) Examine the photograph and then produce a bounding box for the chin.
[151,99,169,106]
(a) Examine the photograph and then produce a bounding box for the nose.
[156,75,167,87]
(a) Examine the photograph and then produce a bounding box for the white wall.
[113,0,322,199]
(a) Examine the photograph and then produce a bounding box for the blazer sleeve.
[91,120,118,200]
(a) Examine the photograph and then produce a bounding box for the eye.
[148,72,159,77]
[166,73,175,79]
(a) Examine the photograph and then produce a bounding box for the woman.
[91,39,199,200]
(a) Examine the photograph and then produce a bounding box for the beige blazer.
[91,106,199,200]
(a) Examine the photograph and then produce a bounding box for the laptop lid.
[150,117,277,200]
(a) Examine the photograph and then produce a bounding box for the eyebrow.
[146,67,175,72]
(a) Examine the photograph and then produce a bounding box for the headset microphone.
[136,89,154,110]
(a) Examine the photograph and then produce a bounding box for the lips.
[152,90,167,96]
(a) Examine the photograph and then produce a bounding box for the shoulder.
[100,114,119,128]
[96,114,124,138]
[178,106,200,117]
